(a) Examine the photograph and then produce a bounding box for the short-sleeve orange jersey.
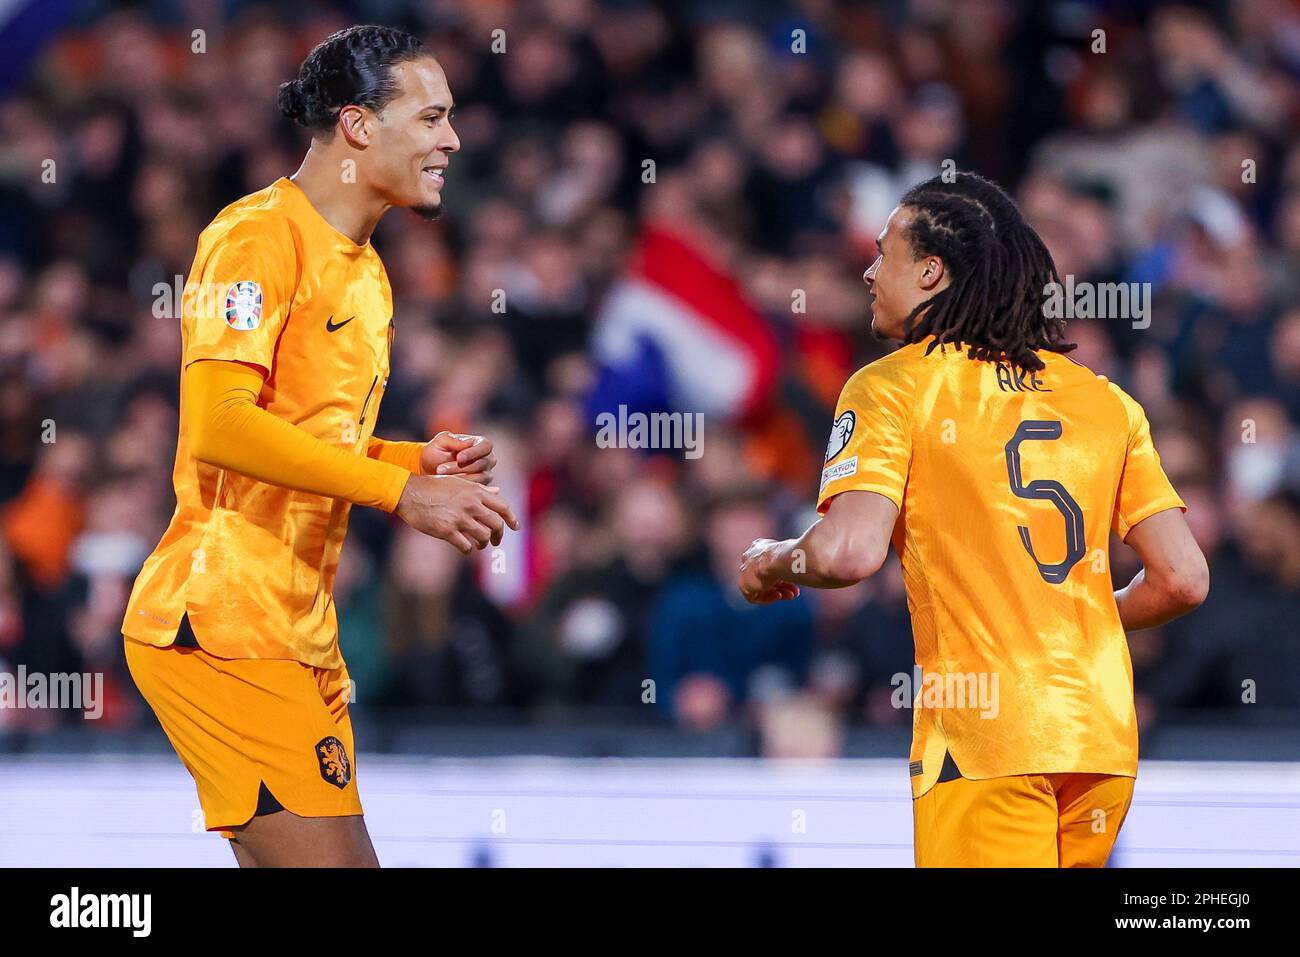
[123,178,397,668]
[816,335,1186,798]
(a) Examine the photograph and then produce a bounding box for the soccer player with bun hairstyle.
[122,26,517,867]
[275,25,455,222]
[739,171,1210,867]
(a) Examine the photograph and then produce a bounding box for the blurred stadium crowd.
[1,0,1298,748]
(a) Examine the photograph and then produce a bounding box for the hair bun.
[279,26,426,133]
[277,79,308,124]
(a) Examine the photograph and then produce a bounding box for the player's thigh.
[1054,773,1135,868]
[228,811,378,868]
[914,773,1059,867]
[229,836,259,867]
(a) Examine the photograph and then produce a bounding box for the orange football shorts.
[913,771,1135,867]
[124,634,363,835]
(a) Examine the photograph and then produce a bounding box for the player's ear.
[337,105,372,149]
[918,255,946,291]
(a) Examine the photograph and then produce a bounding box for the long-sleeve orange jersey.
[816,336,1185,798]
[183,359,422,511]
[123,177,423,668]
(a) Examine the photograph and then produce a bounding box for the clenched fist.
[420,432,496,484]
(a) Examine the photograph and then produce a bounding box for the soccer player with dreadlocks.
[738,171,1209,867]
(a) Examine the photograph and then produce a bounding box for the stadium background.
[0,0,1297,866]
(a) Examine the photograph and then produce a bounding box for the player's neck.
[288,146,389,246]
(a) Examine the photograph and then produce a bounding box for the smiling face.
[362,57,460,219]
[862,205,948,340]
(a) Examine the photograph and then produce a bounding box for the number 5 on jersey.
[1005,420,1086,584]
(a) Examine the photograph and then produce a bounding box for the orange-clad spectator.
[2,433,90,588]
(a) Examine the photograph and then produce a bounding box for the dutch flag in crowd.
[588,225,780,426]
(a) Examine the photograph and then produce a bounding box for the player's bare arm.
[738,490,898,603]
[1114,506,1210,631]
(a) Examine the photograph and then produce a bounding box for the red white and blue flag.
[588,226,780,424]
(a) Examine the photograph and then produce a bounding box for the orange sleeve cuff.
[366,437,426,475]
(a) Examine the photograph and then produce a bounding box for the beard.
[410,199,443,221]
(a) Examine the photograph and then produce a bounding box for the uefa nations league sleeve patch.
[825,410,856,461]
[224,280,263,330]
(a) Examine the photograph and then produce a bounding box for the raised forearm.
[761,522,881,589]
[186,360,410,512]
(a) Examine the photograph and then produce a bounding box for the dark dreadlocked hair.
[896,171,1075,372]
[277,25,429,134]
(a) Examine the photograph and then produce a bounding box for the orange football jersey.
[123,177,397,668]
[817,336,1185,798]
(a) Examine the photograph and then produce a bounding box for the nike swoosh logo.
[326,315,355,333]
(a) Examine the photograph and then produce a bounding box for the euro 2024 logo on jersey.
[224,280,263,330]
